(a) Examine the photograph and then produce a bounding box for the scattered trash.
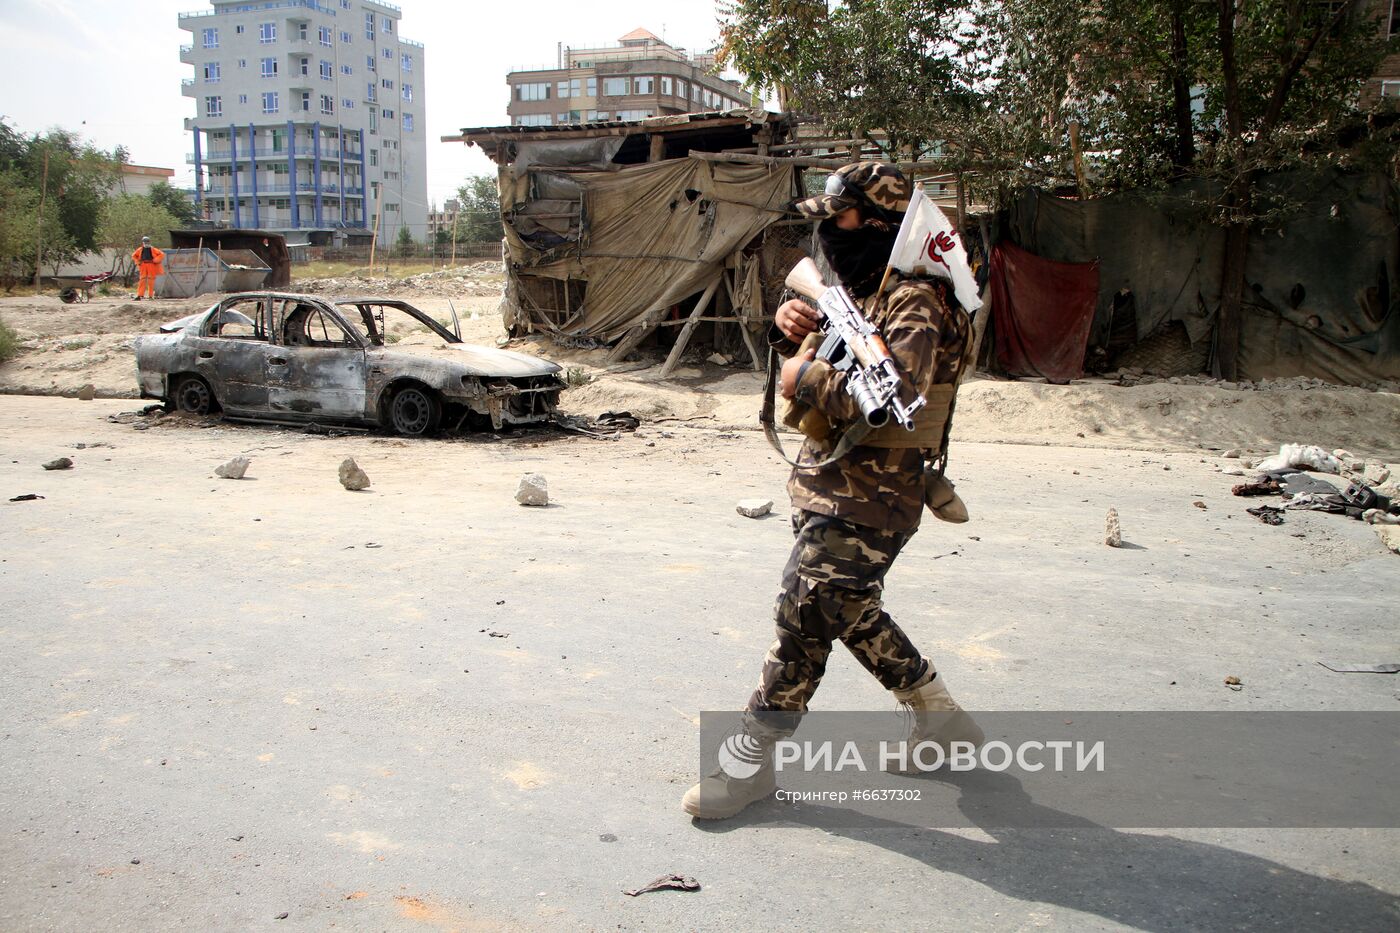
[515,473,549,506]
[736,498,773,519]
[1246,505,1285,525]
[486,631,509,639]
[339,458,371,491]
[706,353,729,366]
[1192,501,1207,510]
[42,457,73,471]
[1104,507,1122,547]
[214,456,250,479]
[274,912,289,920]
[1363,509,1400,526]
[365,542,383,549]
[1233,477,1281,497]
[1224,675,1243,691]
[623,873,701,897]
[9,494,44,502]
[599,833,618,842]
[1316,661,1400,674]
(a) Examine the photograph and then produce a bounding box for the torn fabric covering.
[511,137,626,176]
[1007,170,1400,383]
[503,155,798,341]
[990,241,1100,383]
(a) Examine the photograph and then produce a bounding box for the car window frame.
[203,295,270,341]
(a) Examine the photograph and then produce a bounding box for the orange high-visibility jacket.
[132,245,166,273]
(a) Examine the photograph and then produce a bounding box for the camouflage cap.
[793,162,911,219]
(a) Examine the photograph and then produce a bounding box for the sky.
[0,0,751,207]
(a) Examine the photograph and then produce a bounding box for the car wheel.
[173,375,214,415]
[388,385,441,437]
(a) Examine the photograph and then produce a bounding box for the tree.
[395,224,415,256]
[97,196,177,280]
[0,120,125,257]
[146,180,199,226]
[451,174,504,245]
[718,0,1398,377]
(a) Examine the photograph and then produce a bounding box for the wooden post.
[449,208,458,268]
[648,134,665,163]
[955,173,967,232]
[659,277,721,377]
[33,149,49,291]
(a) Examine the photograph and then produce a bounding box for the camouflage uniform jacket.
[774,278,969,532]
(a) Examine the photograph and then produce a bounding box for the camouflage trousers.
[747,509,928,715]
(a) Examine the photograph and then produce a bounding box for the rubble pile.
[1108,368,1400,394]
[295,262,505,297]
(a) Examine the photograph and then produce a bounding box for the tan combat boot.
[889,662,984,774]
[682,717,784,819]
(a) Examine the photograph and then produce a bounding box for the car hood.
[370,342,562,378]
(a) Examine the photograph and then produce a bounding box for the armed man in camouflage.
[683,162,984,819]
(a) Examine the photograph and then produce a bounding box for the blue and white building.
[179,0,428,244]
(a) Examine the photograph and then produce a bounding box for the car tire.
[173,375,215,415]
[387,385,441,437]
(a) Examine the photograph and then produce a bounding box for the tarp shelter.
[155,248,271,298]
[448,111,802,370]
[990,242,1100,382]
[1005,170,1400,383]
[169,229,291,288]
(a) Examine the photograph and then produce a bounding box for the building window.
[401,52,412,73]
[586,110,604,120]
[660,76,672,96]
[205,95,222,117]
[238,58,247,68]
[516,114,550,126]
[557,80,569,99]
[320,60,333,80]
[369,109,378,132]
[262,91,279,114]
[677,79,687,98]
[341,0,350,8]
[515,82,549,101]
[369,149,378,166]
[341,64,353,76]
[238,93,248,104]
[1383,80,1400,98]
[365,12,375,39]
[298,22,308,40]
[634,76,653,94]
[343,98,355,109]
[301,91,311,111]
[366,54,376,73]
[300,57,309,75]
[615,109,654,121]
[384,17,394,33]
[382,78,394,90]
[367,82,377,101]
[603,77,628,96]
[403,113,413,132]
[319,26,332,46]
[235,24,244,34]
[586,76,597,96]
[320,94,335,115]
[383,47,392,60]
[203,61,220,82]
[202,27,218,48]
[261,57,278,77]
[402,83,413,102]
[340,30,352,44]
[382,108,394,119]
[258,22,276,43]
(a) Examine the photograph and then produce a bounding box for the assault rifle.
[783,256,925,433]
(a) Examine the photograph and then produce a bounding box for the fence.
[295,241,503,269]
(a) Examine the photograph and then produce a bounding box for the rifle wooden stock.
[784,257,828,303]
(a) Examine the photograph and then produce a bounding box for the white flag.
[888,184,982,312]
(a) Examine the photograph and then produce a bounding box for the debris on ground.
[1225,675,1243,690]
[294,261,504,297]
[622,873,701,897]
[1192,501,1207,510]
[339,458,371,491]
[1316,661,1400,674]
[76,384,95,401]
[1246,505,1285,525]
[215,456,250,479]
[550,411,638,439]
[9,494,44,502]
[515,473,548,506]
[42,457,73,471]
[1104,507,1122,547]
[736,498,773,519]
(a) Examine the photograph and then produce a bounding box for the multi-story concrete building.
[178,0,427,245]
[506,28,751,126]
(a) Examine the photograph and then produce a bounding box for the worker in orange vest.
[131,236,165,300]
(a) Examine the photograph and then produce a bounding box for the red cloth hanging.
[990,241,1100,383]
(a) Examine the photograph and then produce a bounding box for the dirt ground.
[1,283,1399,930]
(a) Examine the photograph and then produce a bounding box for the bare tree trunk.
[1169,0,1195,172]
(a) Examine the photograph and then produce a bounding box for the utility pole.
[367,181,384,271]
[33,149,50,291]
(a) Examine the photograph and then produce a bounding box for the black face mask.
[817,215,900,298]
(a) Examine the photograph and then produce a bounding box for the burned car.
[135,292,565,436]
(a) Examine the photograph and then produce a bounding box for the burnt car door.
[265,299,369,421]
[194,294,273,412]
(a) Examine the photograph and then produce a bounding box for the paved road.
[2,397,1397,931]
